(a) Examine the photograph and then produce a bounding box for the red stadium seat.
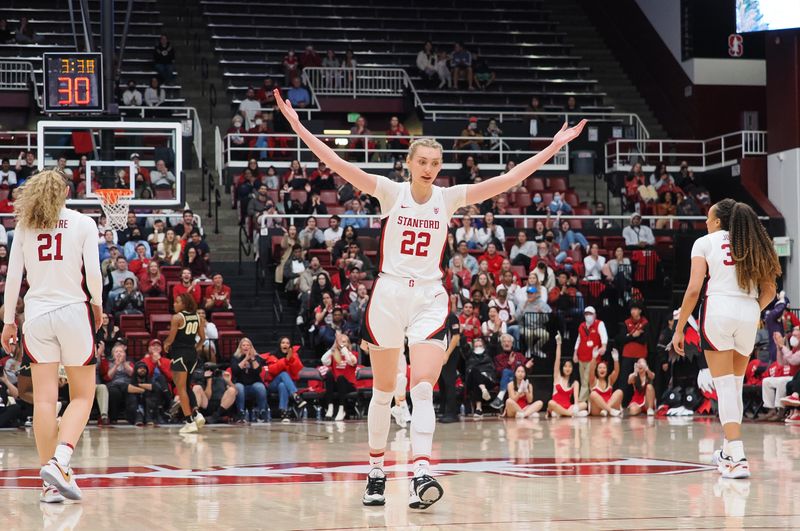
[564,192,579,208]
[289,190,307,204]
[212,312,237,331]
[513,191,531,207]
[119,314,145,334]
[602,236,625,252]
[144,297,169,321]
[540,192,554,205]
[320,190,338,205]
[218,330,245,361]
[149,314,173,334]
[309,249,331,266]
[161,266,182,283]
[511,265,527,278]
[547,177,568,192]
[124,331,152,361]
[526,179,545,193]
[327,205,345,215]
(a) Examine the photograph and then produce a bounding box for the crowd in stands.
[0,15,44,44]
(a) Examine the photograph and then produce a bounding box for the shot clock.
[43,52,104,113]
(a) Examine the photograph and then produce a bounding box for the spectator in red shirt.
[321,332,358,420]
[128,243,152,277]
[493,258,518,286]
[308,160,335,191]
[459,301,482,343]
[0,187,17,213]
[339,271,361,307]
[489,333,533,410]
[260,336,306,422]
[256,77,276,106]
[172,268,202,305]
[299,44,322,69]
[620,302,649,400]
[385,116,409,161]
[139,261,167,297]
[142,339,173,383]
[204,273,232,317]
[478,242,504,277]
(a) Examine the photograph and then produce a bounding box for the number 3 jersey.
[372,178,467,282]
[690,229,757,300]
[3,207,103,325]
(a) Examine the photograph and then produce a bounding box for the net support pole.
[101,0,117,115]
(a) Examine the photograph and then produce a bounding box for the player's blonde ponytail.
[713,198,781,293]
[15,169,68,230]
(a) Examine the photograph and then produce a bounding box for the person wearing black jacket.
[153,34,175,83]
[230,338,268,422]
[126,361,161,426]
[437,301,462,423]
[463,336,497,417]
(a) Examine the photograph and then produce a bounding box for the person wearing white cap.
[572,306,607,402]
[622,213,655,249]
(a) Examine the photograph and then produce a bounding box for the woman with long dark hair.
[673,198,780,479]
[546,333,589,417]
[503,365,543,418]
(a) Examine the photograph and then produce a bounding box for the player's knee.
[371,387,393,405]
[410,381,433,403]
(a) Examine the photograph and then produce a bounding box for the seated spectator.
[434,49,452,88]
[128,243,152,277]
[348,116,373,159]
[283,245,307,294]
[153,34,175,83]
[548,192,573,216]
[193,364,237,424]
[173,268,203,305]
[0,158,17,188]
[533,242,558,272]
[0,367,21,428]
[174,210,201,240]
[315,305,353,352]
[339,241,373,277]
[478,243,504,277]
[472,53,495,90]
[204,273,232,316]
[526,193,548,217]
[654,191,677,229]
[231,338,268,422]
[493,258,518,287]
[107,257,138,309]
[322,215,343,251]
[477,212,505,250]
[564,96,581,125]
[147,219,166,248]
[321,332,358,420]
[238,87,261,128]
[299,216,325,250]
[286,77,311,108]
[548,270,583,315]
[557,219,589,253]
[450,42,474,90]
[342,198,369,229]
[454,125,483,164]
[347,284,370,332]
[183,247,210,279]
[98,230,117,263]
[455,215,481,250]
[309,160,335,191]
[186,230,211,264]
[449,240,479,276]
[96,313,122,346]
[113,278,144,319]
[489,334,533,409]
[416,40,437,83]
[504,365,543,418]
[247,184,271,222]
[127,360,162,425]
[144,77,165,107]
[261,336,306,422]
[514,270,542,310]
[339,268,362,307]
[472,271,496,301]
[459,302,482,344]
[106,344,134,423]
[158,228,184,265]
[123,228,149,261]
[300,44,321,68]
[602,246,632,286]
[464,337,496,416]
[150,159,176,189]
[760,331,800,420]
[385,116,410,160]
[197,308,219,361]
[142,339,172,383]
[449,254,473,296]
[139,261,167,297]
[515,286,551,357]
[583,244,606,281]
[622,213,655,249]
[256,77,276,105]
[122,80,143,106]
[481,305,507,345]
[282,50,299,84]
[15,16,44,44]
[226,115,248,161]
[649,162,674,188]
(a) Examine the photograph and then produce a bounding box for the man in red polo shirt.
[573,306,607,401]
[172,268,202,305]
[204,273,232,317]
[478,242,504,277]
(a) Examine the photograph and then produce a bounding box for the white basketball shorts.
[22,302,96,366]
[361,275,449,350]
[699,295,760,357]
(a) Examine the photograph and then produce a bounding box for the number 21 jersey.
[372,178,467,282]
[691,229,757,299]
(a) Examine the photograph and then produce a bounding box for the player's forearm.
[3,243,24,325]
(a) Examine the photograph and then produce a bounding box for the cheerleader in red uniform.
[588,348,624,416]
[627,358,656,416]
[503,364,544,418]
[547,333,589,418]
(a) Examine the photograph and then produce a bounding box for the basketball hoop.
[95,189,134,231]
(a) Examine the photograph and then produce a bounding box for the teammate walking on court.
[1,170,103,503]
[276,88,586,509]
[164,292,206,434]
[672,198,780,479]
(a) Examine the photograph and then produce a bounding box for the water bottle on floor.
[265,406,272,422]
[459,404,465,417]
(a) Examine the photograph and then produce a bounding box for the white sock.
[725,440,746,461]
[413,458,430,478]
[410,382,436,460]
[735,374,744,423]
[53,442,74,468]
[367,388,393,459]
[369,451,385,471]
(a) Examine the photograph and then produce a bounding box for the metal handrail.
[0,60,40,107]
[222,132,568,171]
[604,130,767,173]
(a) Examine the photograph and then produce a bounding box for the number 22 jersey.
[372,178,467,282]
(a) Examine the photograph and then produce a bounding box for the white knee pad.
[735,374,744,423]
[714,374,739,426]
[410,382,435,457]
[368,388,394,451]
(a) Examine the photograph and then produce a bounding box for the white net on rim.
[96,190,133,231]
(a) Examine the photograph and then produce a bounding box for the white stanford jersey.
[4,207,103,324]
[691,230,757,300]
[372,178,467,282]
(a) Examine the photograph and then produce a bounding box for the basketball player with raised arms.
[275,88,586,509]
[673,199,780,479]
[1,170,103,503]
